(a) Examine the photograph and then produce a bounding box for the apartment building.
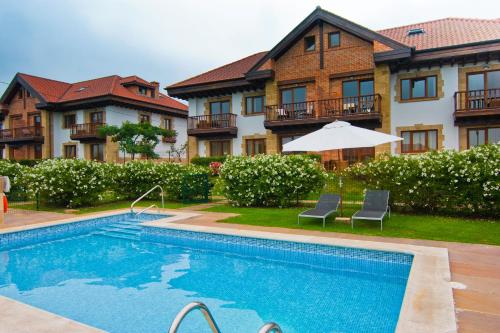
[0,73,188,161]
[167,7,500,167]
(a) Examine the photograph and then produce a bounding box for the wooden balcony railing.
[0,126,44,143]
[454,89,500,113]
[265,94,381,122]
[187,113,237,130]
[70,122,105,140]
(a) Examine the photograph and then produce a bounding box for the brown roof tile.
[168,51,267,88]
[377,17,500,51]
[18,73,187,111]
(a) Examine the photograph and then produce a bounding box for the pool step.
[94,219,143,240]
[94,231,140,241]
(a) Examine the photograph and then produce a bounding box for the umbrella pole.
[339,176,343,217]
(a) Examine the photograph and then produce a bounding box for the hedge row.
[0,159,207,207]
[345,144,500,215]
[220,154,326,207]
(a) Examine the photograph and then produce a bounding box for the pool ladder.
[168,302,282,333]
[130,185,164,215]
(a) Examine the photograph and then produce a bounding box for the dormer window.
[138,86,148,95]
[407,28,425,36]
[304,36,316,52]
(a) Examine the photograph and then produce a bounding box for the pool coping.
[0,208,457,333]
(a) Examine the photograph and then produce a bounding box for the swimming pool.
[0,212,413,333]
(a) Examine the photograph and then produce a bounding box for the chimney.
[151,81,160,99]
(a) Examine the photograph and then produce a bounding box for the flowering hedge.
[0,160,31,201]
[27,159,113,207]
[112,161,207,200]
[345,144,500,215]
[220,154,326,207]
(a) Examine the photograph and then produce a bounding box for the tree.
[167,141,187,162]
[99,121,175,160]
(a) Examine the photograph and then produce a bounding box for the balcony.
[70,123,106,142]
[187,113,237,138]
[264,94,382,131]
[454,89,500,125]
[0,126,44,144]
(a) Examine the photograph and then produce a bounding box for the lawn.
[204,204,500,246]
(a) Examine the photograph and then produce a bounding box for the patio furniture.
[298,193,340,228]
[351,190,390,230]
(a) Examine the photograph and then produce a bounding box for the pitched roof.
[377,17,500,51]
[14,73,187,111]
[168,51,268,88]
[168,14,500,92]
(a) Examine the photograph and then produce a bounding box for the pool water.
[0,214,411,333]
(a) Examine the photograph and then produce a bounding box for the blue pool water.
[0,213,412,333]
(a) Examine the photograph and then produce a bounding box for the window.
[34,144,42,159]
[245,139,266,156]
[401,130,438,153]
[163,118,172,130]
[304,36,316,52]
[139,114,151,124]
[138,86,148,95]
[26,90,31,98]
[245,95,265,115]
[281,87,306,105]
[209,140,230,157]
[280,135,303,153]
[17,89,23,99]
[401,76,437,100]
[90,143,104,161]
[90,111,103,124]
[30,114,41,127]
[64,145,77,158]
[209,101,230,115]
[342,79,374,98]
[468,127,500,148]
[328,32,340,48]
[407,28,425,36]
[63,114,76,129]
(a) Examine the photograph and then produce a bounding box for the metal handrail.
[168,302,221,333]
[130,185,164,213]
[135,204,159,216]
[258,322,283,333]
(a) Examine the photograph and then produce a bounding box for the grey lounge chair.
[298,194,341,228]
[351,190,390,230]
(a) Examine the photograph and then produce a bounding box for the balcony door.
[342,79,374,114]
[280,87,307,117]
[90,111,103,124]
[209,101,230,128]
[467,70,500,110]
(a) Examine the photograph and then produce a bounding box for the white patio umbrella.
[282,120,402,152]
[282,120,402,217]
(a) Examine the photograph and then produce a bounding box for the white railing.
[168,301,282,333]
[130,185,164,214]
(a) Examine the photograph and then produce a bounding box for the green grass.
[11,200,194,215]
[203,204,500,246]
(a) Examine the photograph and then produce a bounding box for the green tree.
[99,121,175,160]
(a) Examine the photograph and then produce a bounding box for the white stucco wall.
[52,110,85,158]
[189,91,267,157]
[389,65,459,153]
[51,106,187,159]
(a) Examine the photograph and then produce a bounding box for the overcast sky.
[1,0,499,96]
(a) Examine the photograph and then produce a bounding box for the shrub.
[28,159,112,207]
[16,159,44,167]
[220,154,326,207]
[0,160,32,201]
[345,144,500,216]
[190,156,227,167]
[112,161,207,200]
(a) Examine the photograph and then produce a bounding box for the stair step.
[108,223,142,231]
[99,227,140,235]
[94,231,140,241]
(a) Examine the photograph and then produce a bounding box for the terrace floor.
[1,208,499,332]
